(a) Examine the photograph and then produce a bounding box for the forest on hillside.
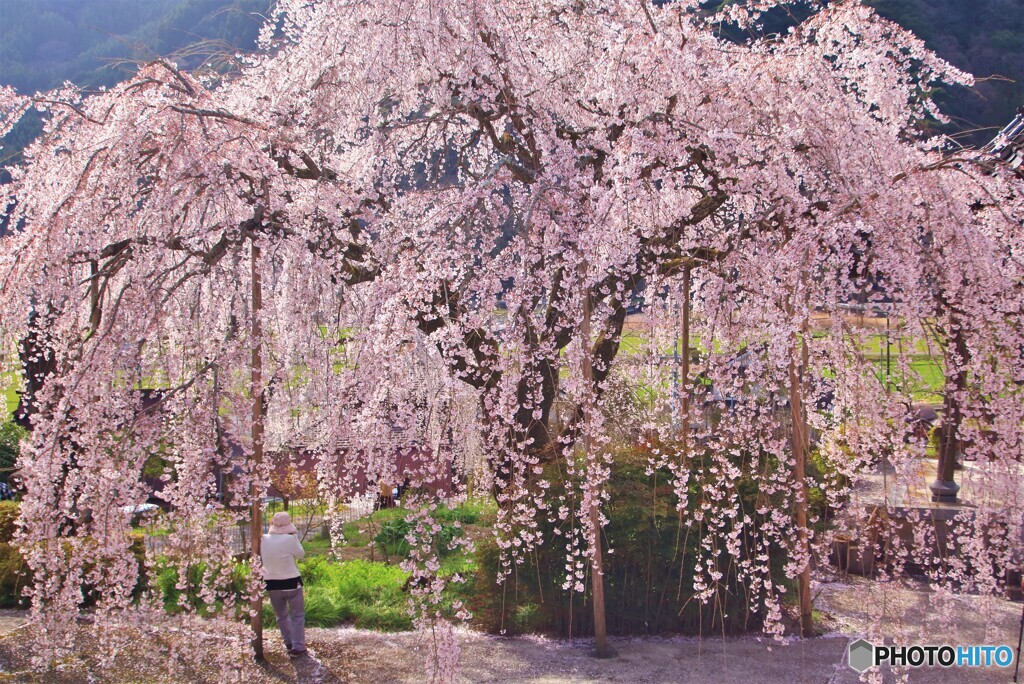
[0,0,1021,150]
[0,0,271,161]
[0,0,270,92]
[869,0,1024,144]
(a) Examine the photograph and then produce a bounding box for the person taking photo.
[262,511,306,657]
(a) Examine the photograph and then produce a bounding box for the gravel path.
[0,578,1020,682]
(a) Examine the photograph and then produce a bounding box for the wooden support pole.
[680,264,691,447]
[930,320,965,503]
[249,241,265,661]
[788,323,813,638]
[581,290,610,658]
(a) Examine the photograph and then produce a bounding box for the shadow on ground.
[0,579,1020,682]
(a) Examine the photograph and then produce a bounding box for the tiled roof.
[982,109,1024,169]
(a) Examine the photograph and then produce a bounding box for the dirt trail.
[0,578,1019,683]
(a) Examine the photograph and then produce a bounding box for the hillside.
[0,0,271,161]
[0,0,271,92]
[868,0,1024,145]
[0,0,1021,151]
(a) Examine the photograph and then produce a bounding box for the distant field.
[617,316,946,403]
[0,317,951,423]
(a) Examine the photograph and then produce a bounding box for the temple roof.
[982,108,1024,169]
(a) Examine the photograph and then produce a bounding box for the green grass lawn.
[257,500,494,631]
[869,356,945,403]
[269,556,413,630]
[2,371,20,420]
[617,322,949,403]
[144,500,491,632]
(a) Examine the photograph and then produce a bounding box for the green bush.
[152,560,186,610]
[340,521,373,547]
[374,518,412,557]
[0,502,27,607]
[330,558,406,606]
[373,514,465,559]
[435,524,464,556]
[470,443,782,637]
[158,554,414,630]
[150,558,247,613]
[300,586,348,627]
[296,553,334,586]
[0,544,28,608]
[0,502,162,609]
[807,449,849,522]
[0,501,20,544]
[350,602,412,631]
[342,506,425,549]
[434,499,494,525]
[0,423,26,486]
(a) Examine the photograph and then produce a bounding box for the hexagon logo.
[848,639,875,673]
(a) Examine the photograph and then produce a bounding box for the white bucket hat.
[269,511,298,535]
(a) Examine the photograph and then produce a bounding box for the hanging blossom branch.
[1,0,1021,677]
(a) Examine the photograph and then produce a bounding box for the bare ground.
[0,577,1020,683]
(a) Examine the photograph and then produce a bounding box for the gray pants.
[268,586,305,651]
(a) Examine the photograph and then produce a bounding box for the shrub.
[283,557,412,631]
[297,554,335,586]
[807,449,850,522]
[471,443,781,637]
[0,423,26,486]
[301,586,348,627]
[0,544,28,608]
[0,524,150,610]
[340,521,373,547]
[0,501,19,544]
[433,499,493,526]
[374,518,412,557]
[0,502,27,607]
[150,558,247,613]
[350,602,412,631]
[434,523,463,557]
[373,514,465,559]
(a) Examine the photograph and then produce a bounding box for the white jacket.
[261,533,305,580]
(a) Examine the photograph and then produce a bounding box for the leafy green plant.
[374,518,412,557]
[433,499,494,525]
[0,544,28,608]
[435,523,464,557]
[0,501,19,544]
[150,558,247,613]
[0,422,26,485]
[288,557,412,630]
[806,448,850,522]
[373,515,465,558]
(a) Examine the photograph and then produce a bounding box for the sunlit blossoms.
[0,0,1021,679]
